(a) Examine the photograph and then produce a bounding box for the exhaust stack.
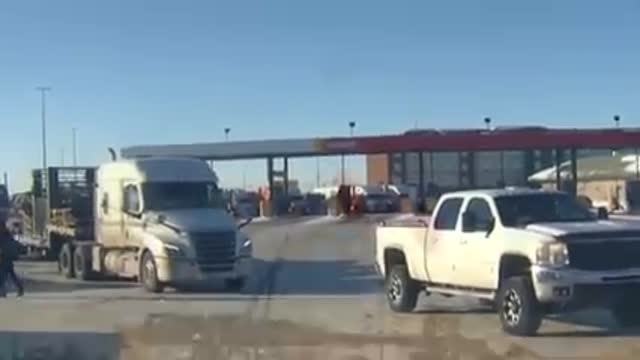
[108,148,117,161]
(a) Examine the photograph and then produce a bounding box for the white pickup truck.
[375,188,640,336]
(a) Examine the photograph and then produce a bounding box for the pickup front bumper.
[532,265,640,309]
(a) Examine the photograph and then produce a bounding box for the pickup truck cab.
[375,188,640,336]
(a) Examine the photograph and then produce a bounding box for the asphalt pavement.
[1,214,639,359]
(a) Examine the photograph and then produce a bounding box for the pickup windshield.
[142,182,225,211]
[495,193,595,227]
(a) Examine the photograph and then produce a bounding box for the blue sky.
[1,0,639,191]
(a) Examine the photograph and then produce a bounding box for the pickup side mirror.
[462,211,476,232]
[597,207,609,220]
[485,217,496,237]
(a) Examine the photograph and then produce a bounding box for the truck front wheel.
[58,243,75,279]
[385,265,419,312]
[497,276,543,336]
[140,251,164,293]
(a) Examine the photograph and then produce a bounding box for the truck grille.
[568,241,640,271]
[190,231,236,272]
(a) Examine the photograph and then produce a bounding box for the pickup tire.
[58,243,75,279]
[612,290,640,328]
[385,265,419,312]
[497,276,543,336]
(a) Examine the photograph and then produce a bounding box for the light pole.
[224,127,231,141]
[72,127,78,166]
[484,117,491,130]
[36,86,51,185]
[614,115,620,128]
[316,157,320,187]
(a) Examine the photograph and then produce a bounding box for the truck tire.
[224,277,246,292]
[497,276,543,336]
[385,265,419,312]
[612,290,640,327]
[140,251,164,293]
[58,243,75,279]
[73,246,93,281]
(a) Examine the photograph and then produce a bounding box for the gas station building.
[121,127,640,205]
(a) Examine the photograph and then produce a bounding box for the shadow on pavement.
[19,277,137,293]
[538,328,640,337]
[415,307,495,315]
[0,330,120,359]
[12,258,380,298]
[545,311,640,337]
[414,304,640,338]
[259,258,381,296]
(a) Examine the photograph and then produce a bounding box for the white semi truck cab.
[60,157,252,292]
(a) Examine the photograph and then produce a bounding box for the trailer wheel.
[140,251,164,293]
[73,246,94,281]
[58,243,75,279]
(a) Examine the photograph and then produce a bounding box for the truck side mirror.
[462,212,476,232]
[597,207,609,220]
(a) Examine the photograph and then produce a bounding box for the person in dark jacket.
[0,220,24,297]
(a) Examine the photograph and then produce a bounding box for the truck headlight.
[164,243,185,257]
[536,242,569,267]
[239,238,252,258]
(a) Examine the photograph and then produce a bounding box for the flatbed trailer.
[16,167,96,259]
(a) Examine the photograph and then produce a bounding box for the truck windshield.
[495,193,595,227]
[142,182,224,211]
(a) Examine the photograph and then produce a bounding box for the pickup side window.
[434,198,463,230]
[465,198,493,232]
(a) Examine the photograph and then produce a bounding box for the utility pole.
[224,127,231,141]
[242,164,247,189]
[60,147,65,166]
[3,172,7,188]
[316,158,320,187]
[72,127,78,166]
[36,86,51,188]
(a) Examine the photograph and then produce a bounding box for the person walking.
[0,220,24,297]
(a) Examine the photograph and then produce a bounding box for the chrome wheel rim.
[503,289,523,326]
[387,273,403,302]
[143,258,156,287]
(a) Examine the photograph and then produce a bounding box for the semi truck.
[16,157,253,292]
